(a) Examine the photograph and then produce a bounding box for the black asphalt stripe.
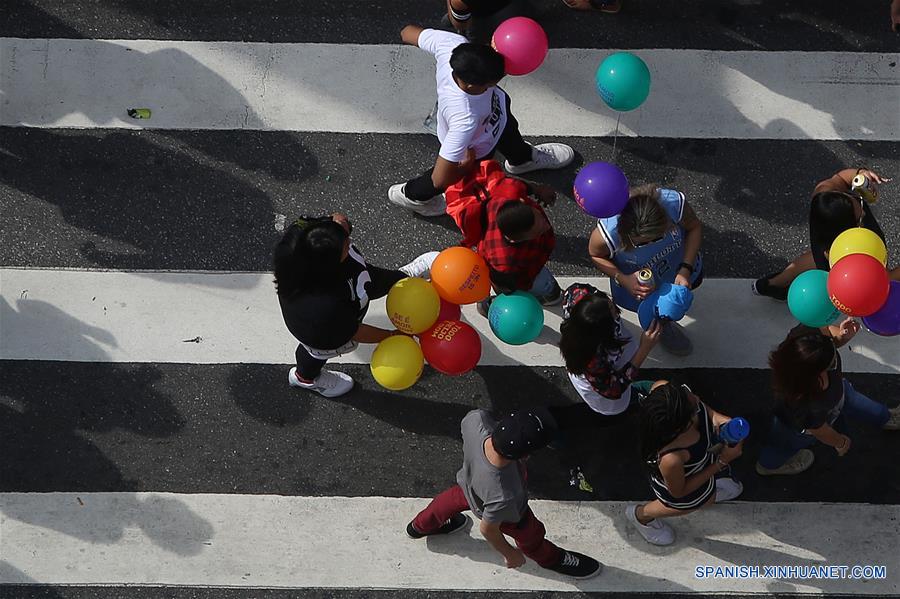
[2,128,897,275]
[2,0,898,52]
[0,587,889,599]
[2,361,898,503]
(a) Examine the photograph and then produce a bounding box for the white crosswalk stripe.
[2,6,899,596]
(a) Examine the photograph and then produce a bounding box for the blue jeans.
[758,380,889,469]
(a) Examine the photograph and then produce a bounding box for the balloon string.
[611,113,621,162]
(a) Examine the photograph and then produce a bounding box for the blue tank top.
[596,188,703,312]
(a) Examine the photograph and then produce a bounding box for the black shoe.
[547,550,603,579]
[751,273,788,302]
[406,513,468,539]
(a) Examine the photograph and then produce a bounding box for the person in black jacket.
[274,213,437,397]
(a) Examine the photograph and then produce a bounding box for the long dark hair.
[273,219,348,297]
[638,383,696,464]
[559,292,628,374]
[769,330,836,402]
[809,191,858,256]
[618,184,670,250]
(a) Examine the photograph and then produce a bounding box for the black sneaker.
[406,513,468,539]
[751,273,788,302]
[547,550,603,579]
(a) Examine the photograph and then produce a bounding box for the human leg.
[528,266,562,305]
[289,344,353,397]
[841,380,890,427]
[756,415,817,470]
[499,507,562,567]
[753,251,816,301]
[410,485,471,534]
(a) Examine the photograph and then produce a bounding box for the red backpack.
[444,159,529,247]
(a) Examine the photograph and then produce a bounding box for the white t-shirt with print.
[417,28,508,163]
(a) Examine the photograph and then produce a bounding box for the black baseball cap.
[491,408,558,460]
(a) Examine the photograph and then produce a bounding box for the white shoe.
[388,184,447,217]
[504,143,575,174]
[714,477,744,502]
[288,367,354,398]
[625,504,675,546]
[400,251,440,279]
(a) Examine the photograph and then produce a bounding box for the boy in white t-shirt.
[388,26,575,217]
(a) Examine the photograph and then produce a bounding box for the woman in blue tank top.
[588,185,704,356]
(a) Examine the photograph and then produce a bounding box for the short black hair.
[450,43,506,86]
[496,200,534,239]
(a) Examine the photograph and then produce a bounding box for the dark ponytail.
[638,382,695,464]
[559,292,627,374]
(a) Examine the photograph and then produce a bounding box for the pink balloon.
[492,17,549,76]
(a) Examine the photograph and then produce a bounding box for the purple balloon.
[862,280,900,336]
[573,161,629,218]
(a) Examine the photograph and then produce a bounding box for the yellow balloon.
[828,227,887,268]
[386,277,440,334]
[370,335,424,391]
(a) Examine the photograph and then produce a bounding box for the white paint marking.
[2,39,898,140]
[1,268,897,373]
[1,493,897,593]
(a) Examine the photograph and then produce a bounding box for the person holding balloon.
[550,282,661,430]
[389,22,573,217]
[753,167,899,301]
[587,184,704,356]
[273,213,438,398]
[756,323,900,476]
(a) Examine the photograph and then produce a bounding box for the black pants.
[460,0,533,44]
[405,93,534,202]
[294,265,405,380]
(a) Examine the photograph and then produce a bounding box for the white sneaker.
[388,184,447,217]
[288,367,354,398]
[504,143,575,174]
[400,251,440,279]
[625,504,675,546]
[714,477,744,502]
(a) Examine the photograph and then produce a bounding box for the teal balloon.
[488,291,544,345]
[595,52,651,112]
[788,270,842,328]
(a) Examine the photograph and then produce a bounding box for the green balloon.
[595,52,651,112]
[788,270,842,327]
[488,291,544,345]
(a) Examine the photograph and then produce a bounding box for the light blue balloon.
[488,291,544,345]
[596,52,651,112]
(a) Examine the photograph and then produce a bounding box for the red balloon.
[437,298,462,322]
[420,320,482,376]
[827,254,890,317]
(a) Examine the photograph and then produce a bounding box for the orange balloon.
[430,247,491,304]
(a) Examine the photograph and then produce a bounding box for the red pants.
[412,484,562,568]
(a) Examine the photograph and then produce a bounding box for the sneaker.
[504,143,575,175]
[288,367,354,398]
[400,251,440,279]
[406,513,468,539]
[423,101,439,137]
[535,282,563,306]
[714,477,744,502]
[883,405,900,430]
[388,184,447,217]
[625,504,675,546]
[660,321,693,356]
[547,550,603,579]
[751,273,788,302]
[755,449,815,476]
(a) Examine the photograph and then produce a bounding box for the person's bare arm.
[400,25,425,46]
[353,324,400,344]
[675,201,702,287]
[588,228,651,301]
[812,168,890,195]
[807,424,851,455]
[479,519,525,568]
[431,149,476,190]
[447,0,473,31]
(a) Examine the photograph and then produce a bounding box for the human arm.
[892,0,900,32]
[400,25,425,47]
[431,149,477,190]
[820,317,860,348]
[630,320,663,367]
[658,442,742,498]
[813,168,891,195]
[352,324,403,344]
[479,519,525,568]
[588,228,652,301]
[674,201,702,287]
[806,423,851,456]
[446,0,473,31]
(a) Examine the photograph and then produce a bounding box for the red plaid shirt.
[477,197,556,291]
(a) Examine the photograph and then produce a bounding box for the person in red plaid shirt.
[475,181,562,315]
